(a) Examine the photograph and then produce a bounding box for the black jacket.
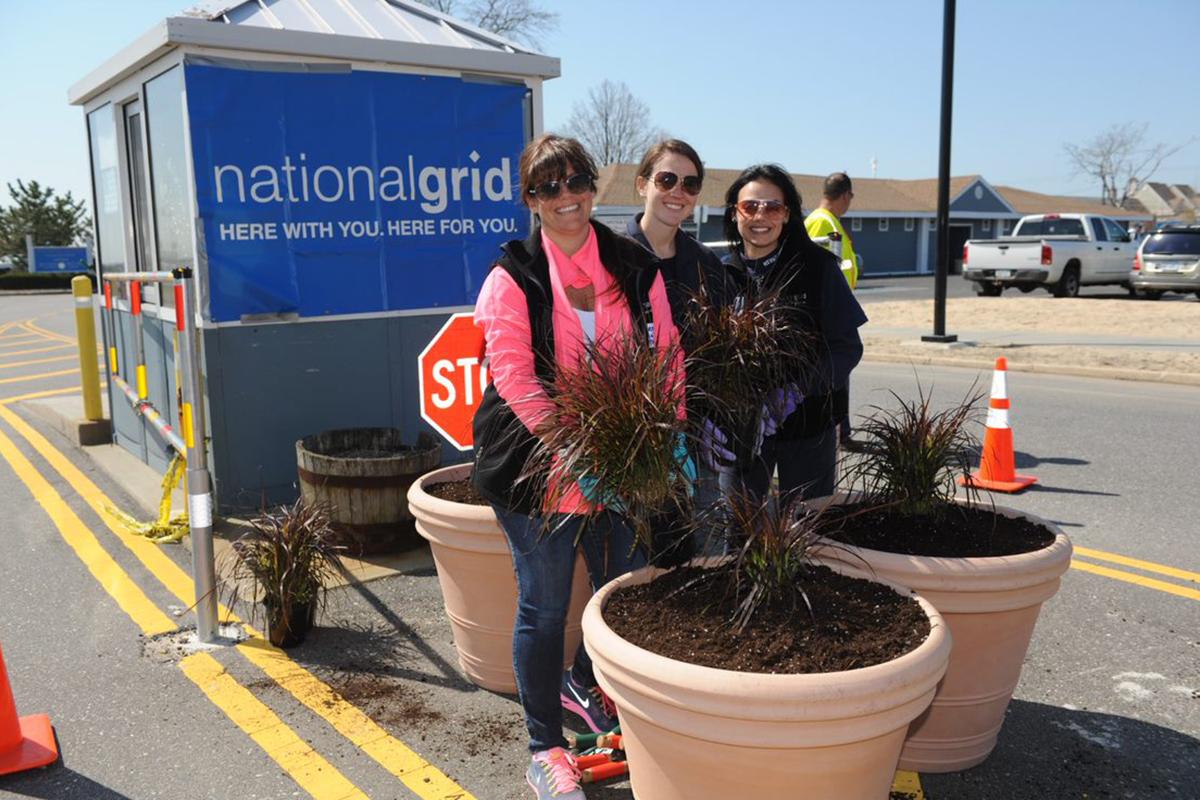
[723,221,867,439]
[624,213,730,348]
[471,221,663,515]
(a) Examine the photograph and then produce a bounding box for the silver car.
[1130,226,1200,300]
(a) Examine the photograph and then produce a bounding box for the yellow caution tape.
[107,452,190,544]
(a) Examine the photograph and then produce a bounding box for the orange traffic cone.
[0,643,59,776]
[959,357,1037,493]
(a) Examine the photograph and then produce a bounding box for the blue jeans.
[721,426,838,506]
[493,506,646,752]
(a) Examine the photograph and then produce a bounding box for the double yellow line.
[1071,546,1200,601]
[0,400,478,800]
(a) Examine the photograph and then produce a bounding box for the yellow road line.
[181,653,369,800]
[0,343,76,358]
[0,384,105,405]
[892,770,925,798]
[0,422,176,636]
[0,336,46,349]
[0,408,370,799]
[0,404,479,800]
[0,368,78,385]
[1072,560,1200,602]
[0,353,81,370]
[1073,546,1199,585]
[22,320,76,344]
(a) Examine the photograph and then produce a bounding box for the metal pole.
[922,0,959,344]
[71,276,104,421]
[174,268,217,642]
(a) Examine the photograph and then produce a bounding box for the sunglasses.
[735,199,787,218]
[645,170,703,196]
[526,173,595,201]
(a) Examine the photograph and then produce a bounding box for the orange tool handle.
[575,753,612,769]
[581,760,628,783]
[596,733,623,749]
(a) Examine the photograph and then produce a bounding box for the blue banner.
[185,64,529,323]
[31,246,89,273]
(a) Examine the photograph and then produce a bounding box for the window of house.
[850,217,862,232]
[904,217,914,231]
[878,218,889,232]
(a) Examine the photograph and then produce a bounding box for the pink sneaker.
[526,747,584,799]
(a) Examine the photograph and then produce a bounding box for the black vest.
[472,223,661,515]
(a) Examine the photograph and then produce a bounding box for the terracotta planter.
[583,560,952,800]
[408,464,591,693]
[817,500,1072,773]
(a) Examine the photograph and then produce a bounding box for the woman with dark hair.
[471,133,681,800]
[719,163,867,501]
[625,139,729,554]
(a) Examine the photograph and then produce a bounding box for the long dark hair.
[722,163,805,248]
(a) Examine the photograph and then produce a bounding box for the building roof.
[182,0,531,52]
[70,0,559,106]
[594,164,1150,220]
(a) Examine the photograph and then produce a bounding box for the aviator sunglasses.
[735,199,787,218]
[646,170,703,196]
[526,173,596,201]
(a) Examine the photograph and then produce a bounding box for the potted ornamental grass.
[532,326,951,799]
[817,385,1073,772]
[223,499,344,648]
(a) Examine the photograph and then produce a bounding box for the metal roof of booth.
[69,0,560,106]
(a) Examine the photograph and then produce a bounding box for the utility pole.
[922,0,958,344]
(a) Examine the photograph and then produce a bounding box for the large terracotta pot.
[818,500,1072,772]
[583,560,952,800]
[408,464,591,693]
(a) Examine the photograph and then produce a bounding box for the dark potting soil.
[424,478,489,506]
[824,502,1055,558]
[604,564,930,674]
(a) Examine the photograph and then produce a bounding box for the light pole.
[922,0,959,344]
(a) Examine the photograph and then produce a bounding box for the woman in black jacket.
[720,163,867,501]
[624,139,729,553]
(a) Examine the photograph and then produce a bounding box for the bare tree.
[415,0,558,48]
[564,81,666,167]
[1064,123,1191,208]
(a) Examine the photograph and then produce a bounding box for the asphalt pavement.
[0,292,1197,800]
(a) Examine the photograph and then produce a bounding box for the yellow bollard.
[71,276,103,421]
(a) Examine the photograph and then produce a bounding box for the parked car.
[962,213,1139,297]
[1129,225,1200,300]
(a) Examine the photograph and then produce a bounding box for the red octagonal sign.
[418,312,487,451]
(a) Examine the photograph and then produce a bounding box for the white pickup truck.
[963,213,1138,297]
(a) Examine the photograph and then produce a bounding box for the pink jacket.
[474,226,682,514]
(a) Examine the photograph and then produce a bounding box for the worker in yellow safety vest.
[805,172,859,289]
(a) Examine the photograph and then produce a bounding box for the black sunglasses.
[526,173,596,201]
[646,170,702,196]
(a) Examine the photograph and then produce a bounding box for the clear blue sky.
[2,0,1197,209]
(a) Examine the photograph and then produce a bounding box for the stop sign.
[418,312,487,450]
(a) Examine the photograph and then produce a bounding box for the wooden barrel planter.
[296,428,442,555]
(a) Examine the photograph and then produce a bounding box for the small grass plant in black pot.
[224,499,344,648]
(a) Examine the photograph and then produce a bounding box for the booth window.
[145,65,192,306]
[87,105,126,275]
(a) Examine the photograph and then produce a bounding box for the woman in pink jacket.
[470,134,680,800]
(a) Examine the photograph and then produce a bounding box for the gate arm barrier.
[100,268,218,642]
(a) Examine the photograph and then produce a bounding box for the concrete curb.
[0,288,73,295]
[862,351,1200,387]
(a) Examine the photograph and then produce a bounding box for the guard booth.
[70,0,558,512]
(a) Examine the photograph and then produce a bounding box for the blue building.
[594,166,1150,275]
